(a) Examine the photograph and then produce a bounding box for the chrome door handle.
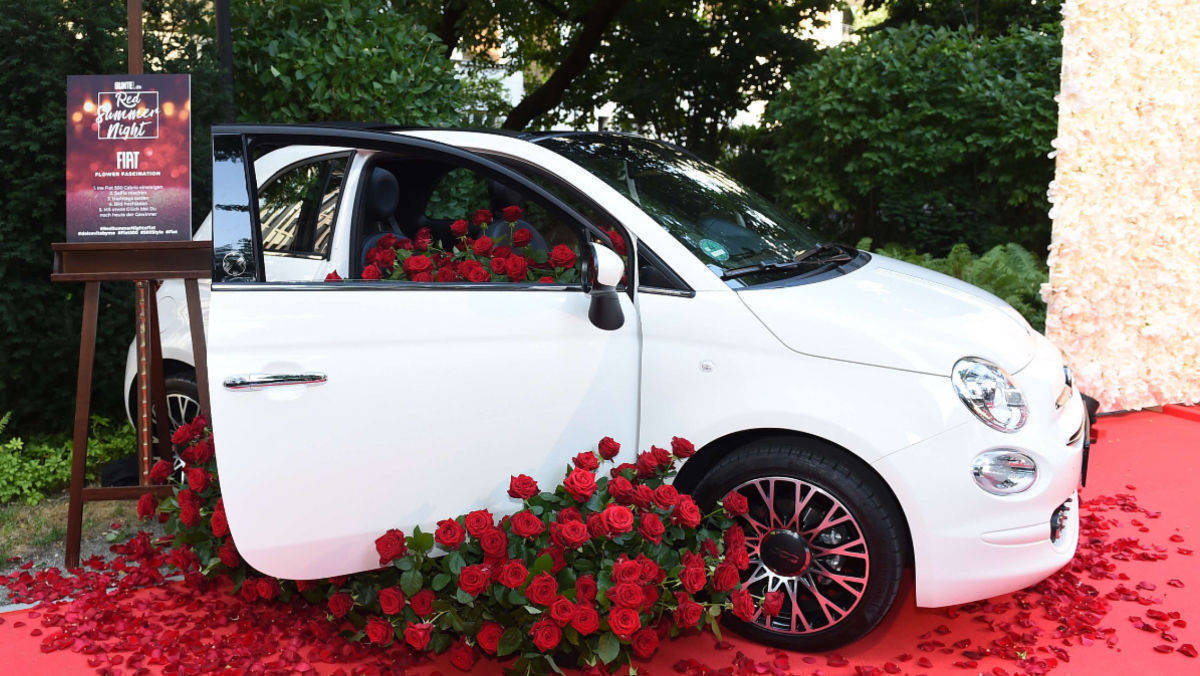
[223,373,327,390]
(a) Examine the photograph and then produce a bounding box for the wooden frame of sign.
[51,241,211,567]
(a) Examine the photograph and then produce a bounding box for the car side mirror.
[588,243,625,331]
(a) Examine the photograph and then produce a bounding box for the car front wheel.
[691,437,907,651]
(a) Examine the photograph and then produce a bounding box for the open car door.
[208,126,640,579]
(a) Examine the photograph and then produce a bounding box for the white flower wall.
[1043,0,1200,411]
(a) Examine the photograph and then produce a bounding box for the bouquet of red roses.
[149,424,765,675]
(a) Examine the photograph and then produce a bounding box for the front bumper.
[872,340,1088,608]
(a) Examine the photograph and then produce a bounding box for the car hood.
[736,254,1038,376]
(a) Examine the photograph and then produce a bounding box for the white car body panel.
[128,129,1085,609]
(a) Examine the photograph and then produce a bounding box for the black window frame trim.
[256,150,354,261]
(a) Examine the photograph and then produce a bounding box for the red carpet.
[2,410,1198,674]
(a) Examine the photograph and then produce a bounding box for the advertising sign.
[66,74,191,242]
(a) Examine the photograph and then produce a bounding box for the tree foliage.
[763,24,1061,256]
[232,0,465,125]
[863,0,1063,36]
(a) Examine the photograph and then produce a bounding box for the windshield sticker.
[699,238,729,262]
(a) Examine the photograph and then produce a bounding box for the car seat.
[485,180,549,252]
[359,167,402,269]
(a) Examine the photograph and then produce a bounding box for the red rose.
[505,255,529,281]
[171,422,197,446]
[397,237,414,250]
[511,510,545,539]
[324,270,342,282]
[411,270,433,282]
[651,445,673,467]
[473,209,493,226]
[463,509,493,537]
[404,622,433,651]
[572,603,601,635]
[502,205,524,222]
[379,233,399,249]
[136,493,157,520]
[554,520,590,549]
[557,507,582,522]
[476,621,504,654]
[465,264,491,283]
[575,574,597,603]
[672,496,702,528]
[636,555,664,584]
[255,577,278,600]
[670,436,696,458]
[631,628,660,659]
[362,263,383,280]
[539,276,554,283]
[451,219,468,237]
[508,474,539,499]
[218,538,239,568]
[631,485,655,510]
[562,468,596,502]
[374,246,397,268]
[415,228,433,251]
[529,618,561,652]
[700,538,720,559]
[585,512,609,538]
[573,451,600,471]
[328,592,353,619]
[674,591,703,628]
[295,579,315,593]
[607,607,641,640]
[723,491,749,516]
[149,459,172,483]
[653,485,679,509]
[375,528,407,565]
[548,244,577,269]
[472,235,494,257]
[607,582,643,608]
[613,557,642,583]
[449,639,478,671]
[365,616,392,645]
[712,562,739,592]
[489,256,506,275]
[211,499,229,537]
[479,527,509,558]
[608,476,635,504]
[458,564,491,597]
[526,571,558,606]
[185,467,209,492]
[680,558,706,594]
[403,254,433,277]
[602,504,635,534]
[638,512,665,544]
[636,452,660,478]
[512,227,533,247]
[436,266,459,282]
[240,582,258,603]
[731,588,755,621]
[410,589,435,617]
[762,590,784,617]
[549,595,575,626]
[188,438,214,465]
[604,227,627,255]
[378,586,405,615]
[178,490,200,528]
[435,518,466,550]
[493,245,512,258]
[498,559,528,589]
[598,436,621,460]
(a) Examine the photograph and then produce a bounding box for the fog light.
[972,450,1037,495]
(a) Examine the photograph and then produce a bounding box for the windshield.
[534,134,826,278]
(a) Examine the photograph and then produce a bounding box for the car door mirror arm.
[587,243,625,331]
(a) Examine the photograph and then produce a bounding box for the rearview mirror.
[588,243,625,331]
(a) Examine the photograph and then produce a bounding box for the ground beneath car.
[0,410,1196,674]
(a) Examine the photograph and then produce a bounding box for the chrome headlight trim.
[951,357,1028,432]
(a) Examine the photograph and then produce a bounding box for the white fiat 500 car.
[129,125,1089,651]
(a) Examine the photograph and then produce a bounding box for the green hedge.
[0,412,135,505]
[764,24,1060,257]
[858,238,1048,331]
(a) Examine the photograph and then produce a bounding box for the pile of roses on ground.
[326,206,629,285]
[144,417,775,675]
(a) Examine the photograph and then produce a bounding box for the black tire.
[691,436,906,652]
[128,370,202,453]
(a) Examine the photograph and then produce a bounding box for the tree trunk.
[435,0,469,58]
[502,0,627,130]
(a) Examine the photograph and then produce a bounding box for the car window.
[258,154,349,259]
[351,158,587,286]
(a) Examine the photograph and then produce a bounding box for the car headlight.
[972,450,1037,494]
[952,357,1028,432]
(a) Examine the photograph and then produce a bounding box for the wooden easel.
[52,244,211,567]
[54,0,212,567]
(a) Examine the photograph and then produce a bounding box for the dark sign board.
[66,74,191,242]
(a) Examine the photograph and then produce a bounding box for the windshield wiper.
[720,243,854,281]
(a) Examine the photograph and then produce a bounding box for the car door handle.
[223,373,327,390]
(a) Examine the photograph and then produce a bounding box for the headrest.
[487,179,526,213]
[364,168,400,222]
